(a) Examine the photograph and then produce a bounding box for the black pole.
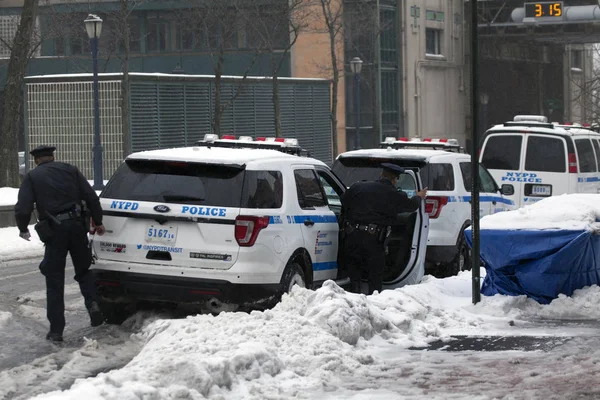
[470,0,481,304]
[354,73,361,150]
[91,35,104,190]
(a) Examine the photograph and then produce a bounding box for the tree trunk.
[120,0,131,158]
[212,46,225,136]
[273,73,282,138]
[0,0,39,187]
[328,26,339,157]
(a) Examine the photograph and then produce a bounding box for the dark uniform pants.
[343,230,385,295]
[39,219,98,334]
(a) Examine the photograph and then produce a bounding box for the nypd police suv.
[90,135,426,321]
[333,137,514,277]
[480,115,600,208]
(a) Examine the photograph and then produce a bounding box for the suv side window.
[591,139,600,169]
[294,169,327,209]
[525,136,566,173]
[479,166,498,193]
[575,138,597,172]
[460,163,497,193]
[241,171,283,209]
[481,135,522,170]
[420,163,454,191]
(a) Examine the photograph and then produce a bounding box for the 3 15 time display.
[524,2,563,18]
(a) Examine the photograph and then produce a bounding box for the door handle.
[304,219,315,227]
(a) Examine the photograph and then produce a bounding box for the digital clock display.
[524,2,563,18]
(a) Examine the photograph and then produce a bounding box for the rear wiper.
[162,195,205,203]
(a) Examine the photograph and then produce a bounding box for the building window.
[572,50,582,70]
[146,17,169,52]
[425,28,442,55]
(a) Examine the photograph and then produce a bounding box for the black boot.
[46,331,63,342]
[88,301,105,327]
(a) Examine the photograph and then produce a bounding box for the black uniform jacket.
[341,178,422,226]
[14,161,103,232]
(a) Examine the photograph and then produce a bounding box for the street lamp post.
[350,57,363,150]
[85,14,104,190]
[480,93,489,138]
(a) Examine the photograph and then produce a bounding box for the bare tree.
[0,0,40,187]
[174,0,260,135]
[246,0,311,138]
[315,0,343,154]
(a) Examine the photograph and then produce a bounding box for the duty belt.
[345,221,383,235]
[55,209,82,221]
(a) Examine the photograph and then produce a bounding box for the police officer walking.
[15,145,106,342]
[340,163,427,295]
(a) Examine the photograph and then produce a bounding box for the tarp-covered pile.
[465,194,600,304]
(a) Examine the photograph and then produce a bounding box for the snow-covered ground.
[2,192,600,399]
[2,271,600,400]
[0,187,18,207]
[0,180,105,207]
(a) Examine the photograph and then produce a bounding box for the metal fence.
[26,80,123,179]
[25,73,332,178]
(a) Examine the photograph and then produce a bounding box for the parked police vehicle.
[90,135,425,321]
[480,115,600,208]
[333,137,514,277]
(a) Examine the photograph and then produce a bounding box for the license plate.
[145,225,178,243]
[531,184,552,196]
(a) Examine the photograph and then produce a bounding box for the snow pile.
[6,271,600,399]
[32,277,502,400]
[0,187,19,207]
[0,225,44,262]
[478,194,600,231]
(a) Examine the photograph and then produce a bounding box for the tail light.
[568,153,578,173]
[235,216,270,246]
[425,196,448,219]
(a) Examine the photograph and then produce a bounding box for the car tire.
[443,236,471,277]
[98,299,130,325]
[280,262,306,293]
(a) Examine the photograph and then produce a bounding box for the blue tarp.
[464,228,600,304]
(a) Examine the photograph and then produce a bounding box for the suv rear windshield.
[481,135,522,171]
[332,157,419,193]
[103,160,283,209]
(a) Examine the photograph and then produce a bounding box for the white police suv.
[333,137,514,278]
[90,135,426,321]
[480,115,600,208]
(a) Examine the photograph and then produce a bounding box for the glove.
[19,231,31,241]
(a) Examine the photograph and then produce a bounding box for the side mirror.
[500,184,514,196]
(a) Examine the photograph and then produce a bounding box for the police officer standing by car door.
[14,145,107,342]
[340,163,427,295]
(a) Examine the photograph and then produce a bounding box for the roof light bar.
[514,115,548,123]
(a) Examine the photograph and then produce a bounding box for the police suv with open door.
[480,115,600,208]
[90,135,426,322]
[334,138,513,278]
[331,147,430,286]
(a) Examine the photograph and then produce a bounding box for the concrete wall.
[0,205,35,228]
[401,0,468,145]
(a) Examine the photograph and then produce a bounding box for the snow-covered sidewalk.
[0,224,44,262]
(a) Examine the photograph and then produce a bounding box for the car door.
[315,167,346,281]
[292,167,339,283]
